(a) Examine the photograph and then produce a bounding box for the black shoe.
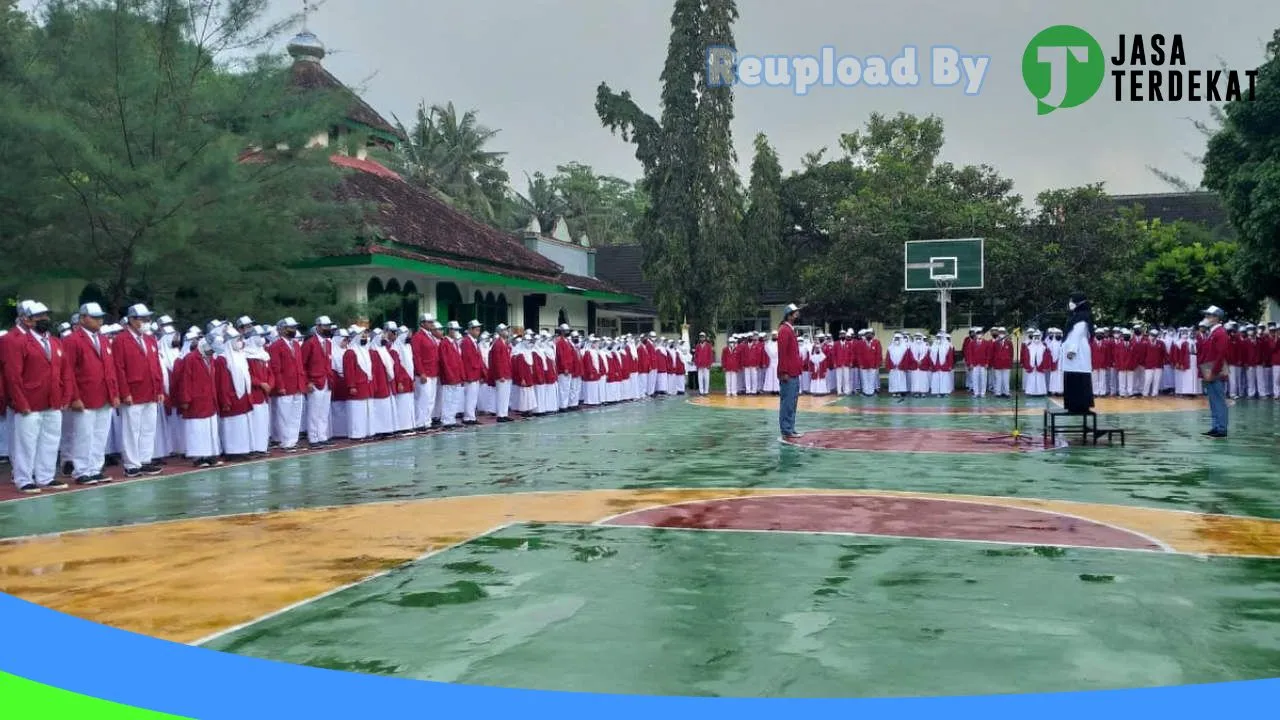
[124,467,142,478]
[19,483,40,494]
[45,479,69,490]
[496,417,512,423]
[1209,430,1228,438]
[1202,430,1219,436]
[93,473,111,483]
[141,463,163,475]
[61,461,74,477]
[74,476,99,486]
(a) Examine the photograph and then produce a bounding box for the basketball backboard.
[904,238,984,292]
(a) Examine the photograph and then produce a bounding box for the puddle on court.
[202,523,1280,698]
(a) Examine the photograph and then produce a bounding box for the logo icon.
[1022,25,1105,114]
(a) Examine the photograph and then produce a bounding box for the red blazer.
[3,328,74,413]
[460,335,486,383]
[1140,339,1165,369]
[438,338,465,386]
[268,338,306,396]
[776,323,802,378]
[1112,342,1137,372]
[694,342,714,369]
[369,351,392,399]
[387,349,414,394]
[300,335,333,390]
[721,346,739,372]
[1022,345,1054,373]
[513,352,535,387]
[487,338,513,382]
[248,358,272,404]
[64,327,120,410]
[342,352,372,400]
[1200,326,1230,379]
[917,349,934,372]
[933,347,955,372]
[580,352,602,382]
[113,330,164,403]
[411,331,439,379]
[177,354,218,420]
[214,356,254,417]
[989,339,1014,370]
[554,337,577,378]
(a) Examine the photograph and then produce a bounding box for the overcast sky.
[32,1,1280,203]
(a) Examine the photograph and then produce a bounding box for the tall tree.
[595,0,744,338]
[393,100,510,224]
[0,0,353,318]
[549,162,646,246]
[740,132,784,309]
[1203,29,1280,301]
[1117,219,1251,323]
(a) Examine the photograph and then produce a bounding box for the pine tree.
[741,132,784,312]
[596,0,744,340]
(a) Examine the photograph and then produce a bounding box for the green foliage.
[507,162,648,245]
[596,0,745,339]
[740,133,784,312]
[392,100,510,224]
[1203,29,1280,300]
[1115,219,1252,323]
[0,0,356,320]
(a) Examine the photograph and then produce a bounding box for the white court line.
[188,522,517,647]
[594,491,1178,553]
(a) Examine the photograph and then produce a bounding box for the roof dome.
[287,31,326,62]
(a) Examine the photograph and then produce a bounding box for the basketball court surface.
[2,391,1279,698]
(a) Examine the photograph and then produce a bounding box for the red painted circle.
[782,428,1060,453]
[603,495,1164,551]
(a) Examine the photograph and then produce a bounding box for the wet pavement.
[3,393,1280,697]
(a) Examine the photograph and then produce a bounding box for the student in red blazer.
[4,302,76,492]
[411,314,441,429]
[112,304,165,477]
[300,316,336,447]
[267,317,307,451]
[488,325,514,422]
[62,303,121,484]
[460,321,486,424]
[437,322,466,427]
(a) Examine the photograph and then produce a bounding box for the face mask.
[359,337,369,346]
[1069,301,1077,311]
[233,339,245,351]
[172,337,183,348]
[34,319,52,334]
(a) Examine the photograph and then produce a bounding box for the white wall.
[533,238,591,277]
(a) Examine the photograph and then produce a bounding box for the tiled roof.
[332,166,564,279]
[1107,191,1228,227]
[290,60,404,140]
[559,273,629,296]
[359,245,567,286]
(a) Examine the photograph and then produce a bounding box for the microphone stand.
[983,328,1038,447]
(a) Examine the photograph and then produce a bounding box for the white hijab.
[888,337,907,363]
[220,336,251,399]
[391,330,414,378]
[331,335,350,376]
[371,331,395,380]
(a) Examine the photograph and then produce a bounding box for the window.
[402,281,419,325]
[436,282,463,324]
[496,294,509,325]
[620,317,654,336]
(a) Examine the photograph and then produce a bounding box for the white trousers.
[440,385,463,426]
[860,369,878,395]
[415,377,438,427]
[1092,369,1107,395]
[1246,366,1263,397]
[70,406,113,480]
[835,367,849,395]
[1272,366,1280,398]
[725,371,739,396]
[992,369,1011,396]
[495,380,512,418]
[571,376,582,406]
[1229,366,1243,397]
[10,409,62,488]
[744,367,758,394]
[557,375,572,410]
[463,381,480,421]
[272,395,305,448]
[647,370,657,396]
[0,410,8,459]
[307,388,332,443]
[120,402,158,470]
[969,367,987,397]
[1142,368,1161,397]
[1118,370,1134,397]
[697,368,710,394]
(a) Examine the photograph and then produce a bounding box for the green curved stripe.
[0,671,190,718]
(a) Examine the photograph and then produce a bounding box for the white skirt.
[184,416,220,458]
[888,369,908,393]
[347,399,370,439]
[910,369,930,394]
[219,413,253,455]
[535,384,553,414]
[370,397,394,434]
[392,392,415,431]
[153,403,170,458]
[330,400,349,438]
[514,386,537,413]
[810,376,829,395]
[478,383,496,414]
[1049,369,1064,394]
[606,381,620,403]
[931,370,954,395]
[1024,371,1048,396]
[1175,367,1198,395]
[762,361,780,393]
[584,379,601,406]
[250,402,271,452]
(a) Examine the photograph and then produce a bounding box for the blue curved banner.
[0,592,1276,718]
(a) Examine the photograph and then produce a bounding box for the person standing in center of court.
[112,304,165,478]
[776,304,803,440]
[301,315,335,448]
[1060,292,1095,414]
[1198,305,1231,438]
